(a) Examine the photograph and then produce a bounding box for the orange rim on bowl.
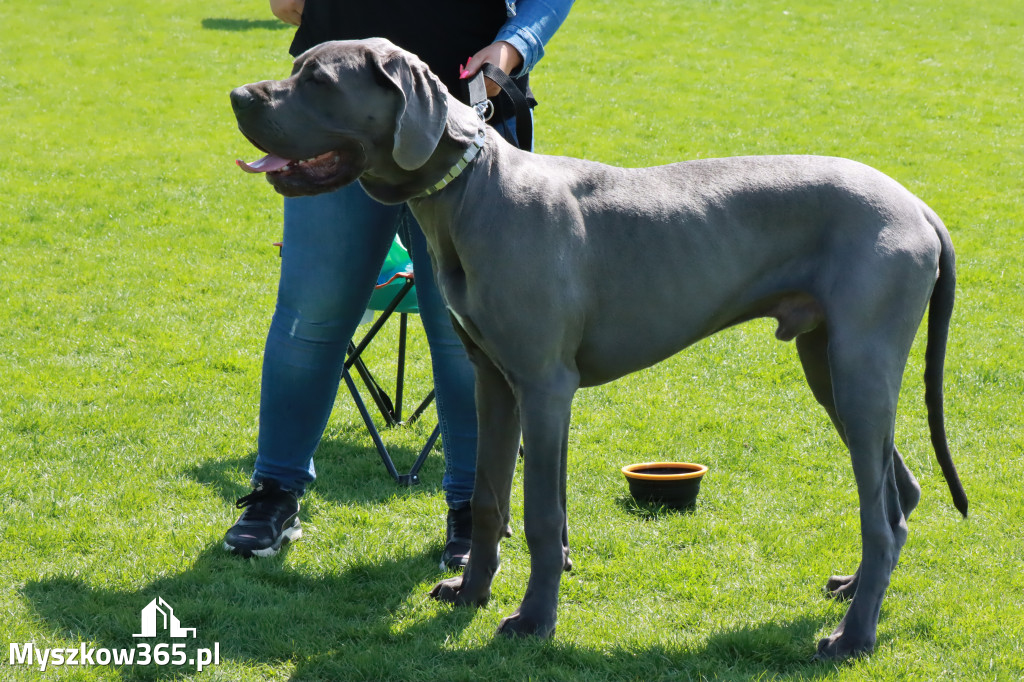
[621,462,708,480]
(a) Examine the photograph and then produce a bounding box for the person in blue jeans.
[224,0,574,569]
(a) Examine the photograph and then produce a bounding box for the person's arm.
[494,0,574,76]
[462,0,574,95]
[269,0,304,26]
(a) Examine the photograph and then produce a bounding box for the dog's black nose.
[230,86,257,112]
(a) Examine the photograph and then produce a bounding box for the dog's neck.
[359,95,487,205]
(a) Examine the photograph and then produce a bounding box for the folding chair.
[340,237,441,485]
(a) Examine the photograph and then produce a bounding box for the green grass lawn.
[1,0,1022,679]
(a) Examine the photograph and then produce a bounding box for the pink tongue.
[236,154,292,174]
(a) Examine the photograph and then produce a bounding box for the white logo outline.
[133,597,197,639]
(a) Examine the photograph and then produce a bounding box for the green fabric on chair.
[366,237,418,314]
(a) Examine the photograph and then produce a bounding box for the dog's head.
[231,38,462,199]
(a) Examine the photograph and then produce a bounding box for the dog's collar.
[417,128,486,198]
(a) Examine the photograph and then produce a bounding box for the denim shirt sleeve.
[494,0,575,76]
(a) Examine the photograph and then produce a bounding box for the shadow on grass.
[20,545,473,681]
[614,494,698,519]
[200,18,291,32]
[700,619,836,676]
[282,617,841,680]
[485,618,838,681]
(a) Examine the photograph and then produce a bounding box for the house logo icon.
[133,597,197,639]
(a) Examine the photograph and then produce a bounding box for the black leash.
[463,64,533,151]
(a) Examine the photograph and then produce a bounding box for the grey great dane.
[231,38,968,659]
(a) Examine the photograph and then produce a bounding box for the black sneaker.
[439,505,472,571]
[223,480,302,558]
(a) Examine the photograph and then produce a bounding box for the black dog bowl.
[621,461,708,509]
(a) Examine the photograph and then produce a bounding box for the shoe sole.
[224,518,302,558]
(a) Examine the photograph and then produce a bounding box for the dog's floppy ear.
[374,48,449,171]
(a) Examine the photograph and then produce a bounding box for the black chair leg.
[342,289,439,485]
[344,369,401,481]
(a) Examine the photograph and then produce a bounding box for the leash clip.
[464,70,492,121]
[474,99,494,122]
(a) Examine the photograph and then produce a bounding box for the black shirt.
[290,0,509,93]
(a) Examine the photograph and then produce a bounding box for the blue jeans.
[253,117,523,509]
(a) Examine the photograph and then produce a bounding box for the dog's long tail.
[923,204,969,518]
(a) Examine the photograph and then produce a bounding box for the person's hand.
[460,41,524,97]
[269,0,304,26]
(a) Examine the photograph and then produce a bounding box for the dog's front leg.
[496,370,578,639]
[430,349,520,607]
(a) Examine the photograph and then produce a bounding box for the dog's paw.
[429,576,462,603]
[496,610,556,639]
[824,572,859,601]
[813,630,874,661]
[429,576,489,607]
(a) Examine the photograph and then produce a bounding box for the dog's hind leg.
[821,445,921,602]
[430,347,521,607]
[796,324,842,433]
[812,315,920,659]
[496,367,579,639]
[796,325,922,603]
